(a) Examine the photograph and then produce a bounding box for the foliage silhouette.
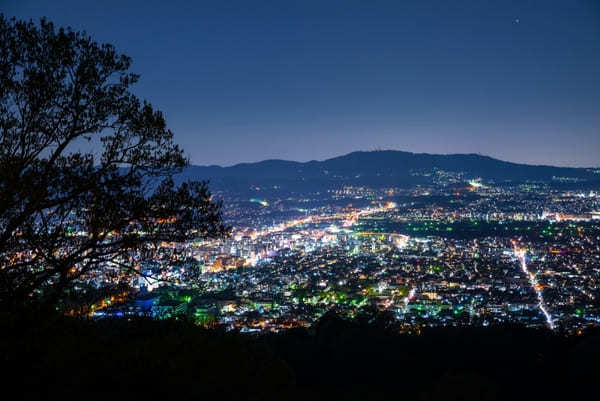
[0,15,228,308]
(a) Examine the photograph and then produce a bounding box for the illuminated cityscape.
[3,2,600,398]
[87,175,600,334]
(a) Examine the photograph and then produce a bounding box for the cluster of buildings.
[94,180,600,334]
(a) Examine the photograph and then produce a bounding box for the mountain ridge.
[175,150,599,191]
[197,151,596,170]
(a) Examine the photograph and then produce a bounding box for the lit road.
[513,242,555,330]
[246,201,397,240]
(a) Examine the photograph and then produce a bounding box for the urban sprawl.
[88,171,600,334]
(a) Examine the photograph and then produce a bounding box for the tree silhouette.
[0,16,228,308]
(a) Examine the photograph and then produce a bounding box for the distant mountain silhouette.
[176,151,599,192]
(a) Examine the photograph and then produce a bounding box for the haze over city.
[4,0,600,166]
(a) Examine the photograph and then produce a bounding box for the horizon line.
[189,149,598,170]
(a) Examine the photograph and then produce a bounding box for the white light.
[514,245,554,329]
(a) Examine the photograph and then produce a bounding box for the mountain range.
[176,151,599,193]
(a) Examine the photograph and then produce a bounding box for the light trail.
[512,242,555,330]
[248,202,397,240]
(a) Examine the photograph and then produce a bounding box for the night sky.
[3,0,600,167]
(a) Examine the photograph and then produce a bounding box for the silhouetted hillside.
[3,309,600,401]
[177,151,599,192]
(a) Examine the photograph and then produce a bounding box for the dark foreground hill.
[177,150,600,193]
[3,309,600,401]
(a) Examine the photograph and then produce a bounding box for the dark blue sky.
[4,0,600,166]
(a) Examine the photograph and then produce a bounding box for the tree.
[0,16,228,309]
